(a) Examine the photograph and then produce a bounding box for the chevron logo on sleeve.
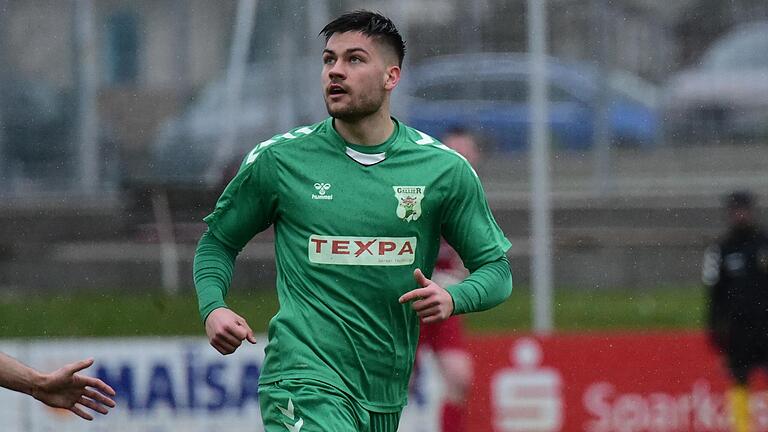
[278,398,304,432]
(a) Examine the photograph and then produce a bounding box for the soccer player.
[703,190,768,432]
[194,10,512,431]
[0,352,116,420]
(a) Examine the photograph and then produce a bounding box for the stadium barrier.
[0,332,762,432]
[468,332,768,432]
[0,337,442,432]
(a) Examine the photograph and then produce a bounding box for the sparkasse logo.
[308,235,416,266]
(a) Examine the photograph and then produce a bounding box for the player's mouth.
[327,84,348,98]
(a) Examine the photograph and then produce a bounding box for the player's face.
[322,31,399,121]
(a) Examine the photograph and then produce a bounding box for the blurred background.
[2,0,768,430]
[1,0,767,297]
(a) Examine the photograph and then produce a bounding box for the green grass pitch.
[0,286,705,338]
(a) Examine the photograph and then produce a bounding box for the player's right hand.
[205,308,257,355]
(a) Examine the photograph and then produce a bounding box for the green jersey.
[203,117,510,411]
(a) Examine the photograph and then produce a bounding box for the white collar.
[345,147,386,166]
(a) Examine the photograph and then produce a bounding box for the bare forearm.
[0,352,42,397]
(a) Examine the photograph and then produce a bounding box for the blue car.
[401,53,660,151]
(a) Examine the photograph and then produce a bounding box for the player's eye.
[323,56,335,65]
[350,56,362,64]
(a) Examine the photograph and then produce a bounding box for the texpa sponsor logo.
[308,235,416,266]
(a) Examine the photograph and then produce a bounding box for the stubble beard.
[325,90,386,122]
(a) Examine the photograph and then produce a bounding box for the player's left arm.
[400,256,511,321]
[435,159,513,315]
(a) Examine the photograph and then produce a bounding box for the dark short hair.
[725,190,755,209]
[319,10,406,67]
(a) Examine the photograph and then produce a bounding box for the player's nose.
[327,62,346,80]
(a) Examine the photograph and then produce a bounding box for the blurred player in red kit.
[418,127,481,432]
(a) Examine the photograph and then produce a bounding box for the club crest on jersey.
[393,186,426,222]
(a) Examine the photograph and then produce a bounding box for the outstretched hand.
[33,358,116,421]
[205,308,257,355]
[399,268,455,323]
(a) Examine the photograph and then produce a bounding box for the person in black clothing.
[703,190,768,432]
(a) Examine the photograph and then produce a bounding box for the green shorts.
[259,379,402,432]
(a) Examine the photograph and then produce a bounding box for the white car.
[664,21,768,141]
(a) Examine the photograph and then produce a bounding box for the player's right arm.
[195,232,257,354]
[193,147,278,354]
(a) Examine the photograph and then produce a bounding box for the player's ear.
[384,65,400,91]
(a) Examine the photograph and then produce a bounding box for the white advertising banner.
[0,338,442,432]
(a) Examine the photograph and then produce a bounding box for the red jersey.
[419,240,469,352]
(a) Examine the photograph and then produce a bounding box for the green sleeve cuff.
[198,296,229,324]
[446,254,512,315]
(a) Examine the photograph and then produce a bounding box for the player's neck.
[333,108,394,146]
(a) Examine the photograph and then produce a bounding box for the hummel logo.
[312,183,333,200]
[279,399,304,432]
[314,183,331,195]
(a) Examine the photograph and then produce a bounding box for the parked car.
[149,59,325,186]
[401,53,661,152]
[664,21,768,142]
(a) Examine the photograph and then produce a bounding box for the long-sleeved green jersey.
[195,117,511,412]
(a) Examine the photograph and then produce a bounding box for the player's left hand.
[399,268,454,323]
